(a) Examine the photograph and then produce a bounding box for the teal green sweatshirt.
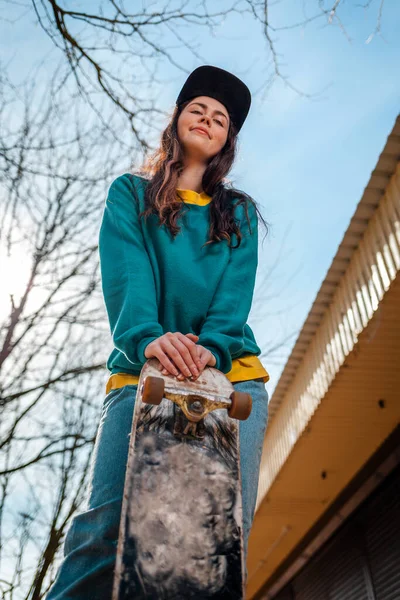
[98,173,262,375]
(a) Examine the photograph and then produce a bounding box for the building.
[247,114,400,599]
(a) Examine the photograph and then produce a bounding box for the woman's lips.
[191,127,209,138]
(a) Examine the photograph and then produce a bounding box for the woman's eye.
[191,110,223,126]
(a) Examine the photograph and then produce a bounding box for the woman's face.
[177,95,230,162]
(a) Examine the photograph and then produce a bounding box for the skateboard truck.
[140,375,252,422]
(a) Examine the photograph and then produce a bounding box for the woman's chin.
[182,143,212,162]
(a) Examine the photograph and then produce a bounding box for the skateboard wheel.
[228,391,252,420]
[142,376,165,405]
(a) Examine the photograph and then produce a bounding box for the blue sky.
[2,0,399,395]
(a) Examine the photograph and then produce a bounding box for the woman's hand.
[158,334,216,380]
[194,344,217,374]
[145,332,217,380]
[144,332,202,379]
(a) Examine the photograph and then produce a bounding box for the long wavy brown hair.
[133,98,268,249]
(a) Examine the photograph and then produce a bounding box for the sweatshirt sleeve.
[99,173,163,366]
[197,199,259,374]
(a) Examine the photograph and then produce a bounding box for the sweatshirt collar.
[176,188,212,206]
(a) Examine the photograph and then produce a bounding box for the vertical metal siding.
[270,463,400,600]
[292,524,370,600]
[362,469,400,600]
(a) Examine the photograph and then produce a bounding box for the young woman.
[47,65,270,599]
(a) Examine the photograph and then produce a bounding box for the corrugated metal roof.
[268,114,400,422]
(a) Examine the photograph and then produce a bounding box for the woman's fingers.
[197,346,217,371]
[147,340,181,377]
[164,336,199,379]
[196,346,210,372]
[160,346,215,380]
[155,350,181,377]
[176,333,202,370]
[185,333,199,340]
[147,332,208,379]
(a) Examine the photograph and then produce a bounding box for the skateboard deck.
[112,357,252,600]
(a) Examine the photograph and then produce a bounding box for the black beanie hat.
[176,65,251,133]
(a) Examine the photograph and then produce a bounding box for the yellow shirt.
[105,187,269,394]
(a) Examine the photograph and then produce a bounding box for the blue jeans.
[46,378,269,599]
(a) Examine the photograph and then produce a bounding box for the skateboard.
[112,357,253,600]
